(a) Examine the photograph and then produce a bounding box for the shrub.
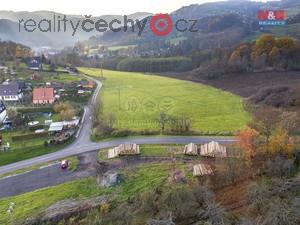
[264,156,295,178]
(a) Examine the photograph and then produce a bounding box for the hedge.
[17,107,54,114]
[12,132,49,141]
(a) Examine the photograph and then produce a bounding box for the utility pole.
[118,87,121,110]
[100,61,103,78]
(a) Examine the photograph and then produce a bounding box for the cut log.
[200,141,227,158]
[184,143,198,155]
[108,143,140,158]
[193,164,213,176]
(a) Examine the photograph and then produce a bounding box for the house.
[80,79,95,89]
[27,57,42,70]
[33,87,55,104]
[0,82,23,101]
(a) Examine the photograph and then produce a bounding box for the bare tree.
[157,112,170,134]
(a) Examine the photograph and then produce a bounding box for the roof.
[48,119,80,132]
[48,122,64,132]
[0,82,20,96]
[87,80,94,86]
[0,101,6,112]
[33,87,54,101]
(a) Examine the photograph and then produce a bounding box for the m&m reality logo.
[257,10,286,26]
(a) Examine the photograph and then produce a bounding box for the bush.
[110,129,132,137]
[294,149,300,167]
[264,156,295,178]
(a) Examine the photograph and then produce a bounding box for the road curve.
[0,74,236,176]
[0,136,235,175]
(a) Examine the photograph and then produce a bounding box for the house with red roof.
[33,87,55,105]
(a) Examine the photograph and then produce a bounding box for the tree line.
[194,35,300,79]
[0,41,31,62]
[116,57,193,73]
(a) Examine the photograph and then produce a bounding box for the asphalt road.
[0,75,235,176]
[0,152,99,198]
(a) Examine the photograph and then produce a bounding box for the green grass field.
[79,68,250,133]
[107,45,136,51]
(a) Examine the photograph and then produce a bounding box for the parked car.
[60,160,69,170]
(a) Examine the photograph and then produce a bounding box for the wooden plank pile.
[193,164,213,176]
[183,143,198,155]
[108,143,140,159]
[200,141,227,158]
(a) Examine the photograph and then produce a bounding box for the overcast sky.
[2,0,276,15]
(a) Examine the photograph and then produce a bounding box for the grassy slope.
[0,163,173,224]
[79,68,250,133]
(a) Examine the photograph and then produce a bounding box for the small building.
[27,57,42,70]
[0,82,23,101]
[48,119,80,133]
[33,87,55,105]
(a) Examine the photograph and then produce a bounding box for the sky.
[1,0,276,16]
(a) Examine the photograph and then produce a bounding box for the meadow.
[78,68,250,133]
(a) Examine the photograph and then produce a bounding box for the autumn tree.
[267,128,296,157]
[54,102,76,121]
[229,44,251,70]
[249,106,281,143]
[251,35,276,60]
[236,128,259,162]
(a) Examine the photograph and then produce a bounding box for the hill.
[88,0,300,52]
[78,68,250,138]
[0,11,152,48]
